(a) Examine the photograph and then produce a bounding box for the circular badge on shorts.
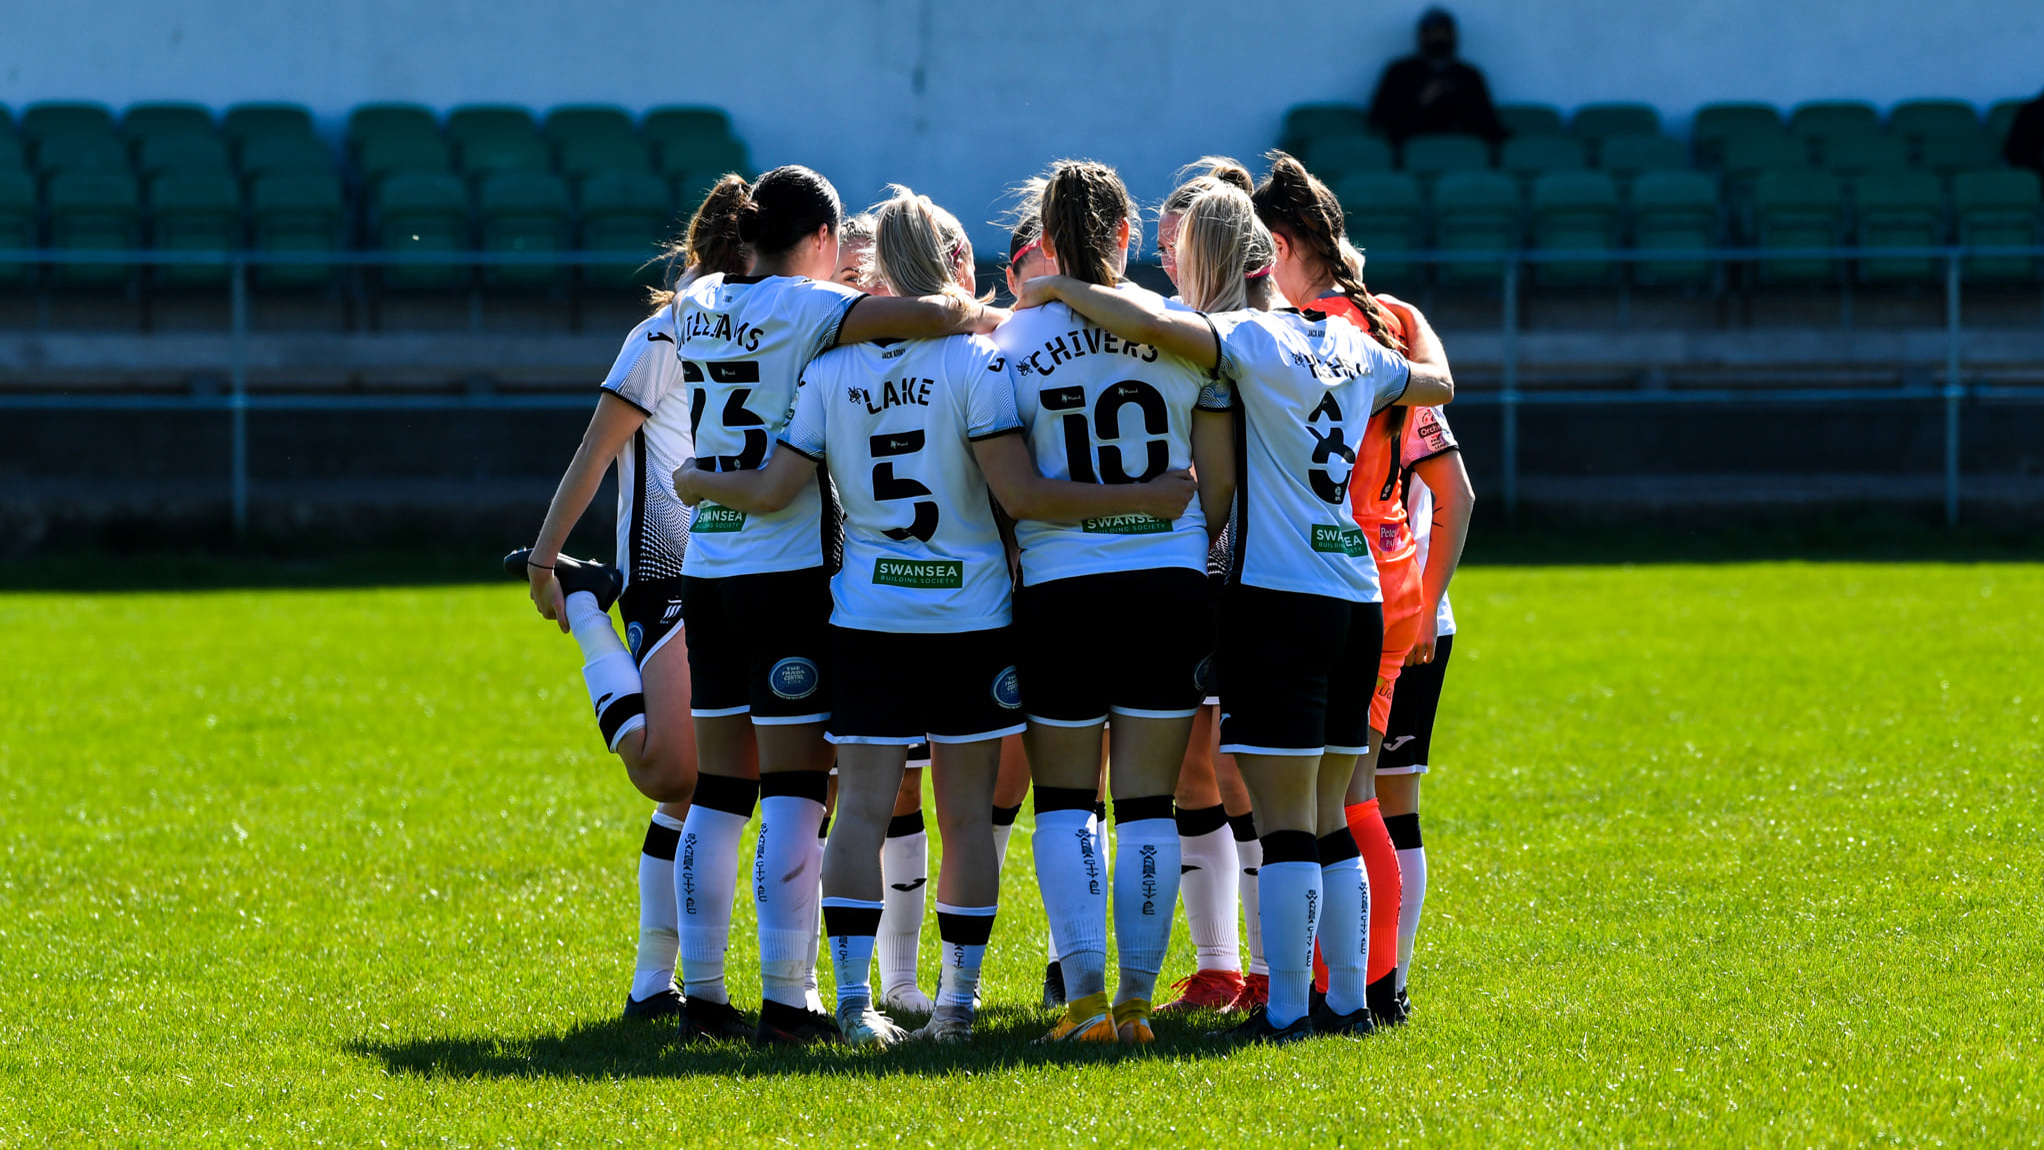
[769,657,821,700]
[991,666,1023,710]
[1192,652,1216,696]
[626,622,644,658]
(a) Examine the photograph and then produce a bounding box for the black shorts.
[619,577,688,668]
[826,626,1026,745]
[1380,632,1453,775]
[679,566,833,723]
[1216,583,1382,757]
[1014,567,1214,725]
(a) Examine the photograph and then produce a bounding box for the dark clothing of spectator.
[1369,55,1506,144]
[2004,91,2044,176]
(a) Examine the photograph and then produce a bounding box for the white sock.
[935,902,997,1009]
[1176,806,1241,973]
[821,897,882,1013]
[675,780,756,1005]
[755,782,828,1008]
[991,804,1021,873]
[631,810,684,1001]
[566,592,645,752]
[1032,806,1107,1000]
[1110,801,1179,1003]
[1396,843,1428,991]
[1319,849,1370,1017]
[1259,854,1322,1028]
[1234,816,1266,977]
[878,813,928,997]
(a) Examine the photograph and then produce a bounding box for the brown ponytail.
[1041,159,1141,287]
[647,174,751,309]
[1251,151,1406,356]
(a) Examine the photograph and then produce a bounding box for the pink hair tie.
[1246,264,1273,279]
[1011,239,1042,267]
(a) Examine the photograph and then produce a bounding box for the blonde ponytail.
[869,185,986,303]
[1177,185,1274,314]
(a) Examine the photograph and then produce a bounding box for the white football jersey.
[994,288,1232,587]
[1402,405,1460,636]
[1212,308,1412,603]
[599,306,693,586]
[671,272,865,578]
[782,334,1023,634]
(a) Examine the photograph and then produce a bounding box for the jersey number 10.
[1040,379,1170,483]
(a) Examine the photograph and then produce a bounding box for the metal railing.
[3,244,2043,534]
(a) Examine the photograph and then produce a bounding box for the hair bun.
[735,201,763,244]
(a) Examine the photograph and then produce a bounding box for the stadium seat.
[457,133,551,177]
[1400,133,1491,184]
[1501,134,1586,186]
[1788,101,1881,143]
[1691,102,1784,168]
[223,103,316,146]
[446,105,539,145]
[1629,170,1720,286]
[1852,169,1945,283]
[1530,171,1620,283]
[558,136,653,183]
[477,171,571,287]
[1569,102,1660,146]
[578,169,673,288]
[120,102,215,142]
[1919,129,1997,176]
[1330,171,1423,284]
[358,134,452,184]
[1886,100,1980,146]
[1819,131,1910,177]
[148,171,240,287]
[1985,100,2023,147]
[1303,133,1391,182]
[0,168,33,284]
[0,132,19,170]
[1597,132,1688,185]
[656,136,751,185]
[1279,102,1371,155]
[1953,168,2042,281]
[137,133,231,179]
[1751,169,1844,282]
[371,172,472,289]
[238,134,334,180]
[347,104,439,157]
[1721,131,1816,219]
[1431,170,1519,283]
[544,105,637,145]
[32,130,127,175]
[20,102,116,145]
[249,173,345,288]
[1497,103,1564,137]
[45,169,139,285]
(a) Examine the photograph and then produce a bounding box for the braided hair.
[1251,151,1406,356]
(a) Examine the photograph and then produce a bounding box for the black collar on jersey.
[723,273,772,284]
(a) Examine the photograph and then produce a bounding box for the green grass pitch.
[2,562,2039,1146]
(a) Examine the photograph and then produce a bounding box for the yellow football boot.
[1039,991,1118,1043]
[1113,997,1154,1045]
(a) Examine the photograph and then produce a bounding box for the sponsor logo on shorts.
[626,622,644,657]
[873,558,964,588]
[1311,524,1369,557]
[991,665,1022,710]
[694,504,746,533]
[1192,652,1217,696]
[768,657,821,700]
[1082,513,1172,535]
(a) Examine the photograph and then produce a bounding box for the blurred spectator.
[1368,7,1507,145]
[2005,88,2044,176]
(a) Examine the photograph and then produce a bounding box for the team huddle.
[510,151,1474,1047]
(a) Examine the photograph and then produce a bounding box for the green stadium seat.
[1986,100,2023,147]
[643,105,736,147]
[0,168,33,284]
[558,136,653,182]
[358,134,452,184]
[1279,102,1371,155]
[1953,168,2041,281]
[1302,133,1391,182]
[1432,170,1519,283]
[477,171,571,287]
[446,105,539,145]
[1629,170,1720,286]
[21,102,116,144]
[347,104,440,156]
[1852,170,1945,283]
[1597,132,1688,185]
[1501,134,1585,186]
[371,172,471,289]
[1819,131,1910,177]
[656,136,751,183]
[1886,100,1979,145]
[1920,129,1997,176]
[544,105,636,145]
[0,132,25,170]
[1691,102,1784,168]
[457,132,551,177]
[32,131,127,175]
[46,169,139,285]
[1400,133,1490,184]
[1330,171,1423,284]
[137,133,231,178]
[1569,102,1660,143]
[578,170,673,288]
[238,134,334,179]
[120,102,215,142]
[1530,171,1620,283]
[1751,169,1844,282]
[1721,131,1815,219]
[148,171,240,286]
[223,103,316,146]
[1789,101,1880,141]
[1498,103,1564,137]
[249,173,345,288]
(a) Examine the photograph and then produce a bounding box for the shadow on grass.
[350,1004,1246,1081]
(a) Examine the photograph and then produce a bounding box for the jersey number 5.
[685,361,766,472]
[1039,380,1169,483]
[870,430,939,543]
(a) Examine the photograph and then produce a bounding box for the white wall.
[5,0,2039,251]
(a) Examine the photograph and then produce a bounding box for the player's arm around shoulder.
[673,370,826,514]
[1374,293,1453,408]
[1015,275,1220,373]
